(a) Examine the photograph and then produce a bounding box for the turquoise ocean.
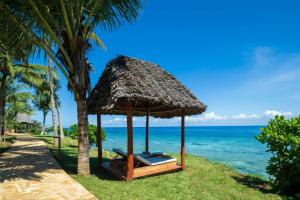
[101,126,269,177]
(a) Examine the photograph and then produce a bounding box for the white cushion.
[135,154,176,166]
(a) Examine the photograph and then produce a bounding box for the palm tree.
[32,64,62,137]
[48,58,59,145]
[0,12,44,136]
[0,61,48,134]
[1,0,143,175]
[5,81,34,132]
[33,85,51,135]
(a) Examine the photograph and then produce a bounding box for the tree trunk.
[76,99,90,175]
[48,59,58,145]
[41,111,46,135]
[0,99,4,141]
[56,107,64,140]
[0,73,7,139]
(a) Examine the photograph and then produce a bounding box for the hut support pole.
[181,110,186,169]
[127,102,134,180]
[97,112,103,167]
[145,108,150,153]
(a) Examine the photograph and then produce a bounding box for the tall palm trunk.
[76,98,90,175]
[41,111,47,135]
[56,106,64,139]
[0,73,7,139]
[48,59,58,145]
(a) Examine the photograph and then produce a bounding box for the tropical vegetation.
[0,0,144,175]
[64,124,105,145]
[256,115,300,196]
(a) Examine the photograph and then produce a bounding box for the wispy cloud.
[103,116,137,124]
[185,112,259,123]
[247,47,300,88]
[100,109,295,126]
[264,110,293,117]
[232,114,259,119]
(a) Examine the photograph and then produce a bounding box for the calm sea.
[102,126,269,177]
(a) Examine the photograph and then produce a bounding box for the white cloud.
[264,110,293,117]
[185,112,259,123]
[232,113,259,119]
[101,110,294,126]
[103,117,126,124]
[185,112,228,123]
[202,112,228,120]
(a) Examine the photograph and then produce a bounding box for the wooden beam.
[145,108,150,153]
[181,109,186,169]
[127,102,134,180]
[97,112,103,166]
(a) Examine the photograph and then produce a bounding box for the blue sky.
[31,0,300,127]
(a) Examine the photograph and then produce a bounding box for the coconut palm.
[5,81,34,131]
[0,60,49,134]
[1,0,143,175]
[32,65,62,137]
[33,85,51,135]
[0,12,44,136]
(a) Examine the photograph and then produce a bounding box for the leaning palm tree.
[2,0,143,175]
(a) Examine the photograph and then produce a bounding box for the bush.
[256,115,300,195]
[65,124,106,145]
[31,121,42,135]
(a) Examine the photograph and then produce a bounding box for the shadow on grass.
[232,175,296,199]
[49,145,119,181]
[232,174,274,193]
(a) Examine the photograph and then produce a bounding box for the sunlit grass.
[36,135,286,200]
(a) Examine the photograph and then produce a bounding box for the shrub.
[256,115,300,195]
[31,121,42,135]
[66,124,106,145]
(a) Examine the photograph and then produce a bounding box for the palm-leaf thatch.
[16,113,34,124]
[87,56,206,118]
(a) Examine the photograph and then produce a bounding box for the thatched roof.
[16,113,34,124]
[87,56,207,118]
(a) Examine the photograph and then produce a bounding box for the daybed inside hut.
[87,55,207,180]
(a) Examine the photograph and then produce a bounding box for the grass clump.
[36,135,287,200]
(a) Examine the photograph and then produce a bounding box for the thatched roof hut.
[16,113,34,124]
[87,55,207,180]
[87,55,206,118]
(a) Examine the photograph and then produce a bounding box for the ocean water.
[102,126,270,177]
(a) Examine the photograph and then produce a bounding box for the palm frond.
[89,31,107,50]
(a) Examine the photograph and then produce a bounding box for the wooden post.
[58,135,61,160]
[127,102,134,180]
[97,112,103,166]
[181,109,186,169]
[145,108,150,153]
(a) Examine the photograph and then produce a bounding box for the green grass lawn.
[0,135,16,154]
[35,135,288,200]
